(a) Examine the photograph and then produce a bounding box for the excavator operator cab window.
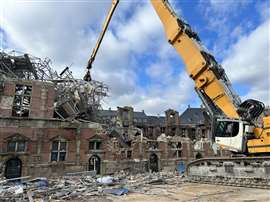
[216,121,239,138]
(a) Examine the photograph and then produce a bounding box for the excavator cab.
[214,119,254,153]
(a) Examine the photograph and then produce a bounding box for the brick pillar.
[36,130,43,162]
[75,127,81,165]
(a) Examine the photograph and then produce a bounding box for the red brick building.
[0,78,226,179]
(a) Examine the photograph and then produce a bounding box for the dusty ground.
[85,183,270,202]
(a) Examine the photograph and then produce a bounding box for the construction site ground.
[65,183,270,202]
[1,172,269,201]
[115,183,270,202]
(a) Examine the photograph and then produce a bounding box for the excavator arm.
[151,0,265,122]
[84,0,119,81]
[151,0,241,119]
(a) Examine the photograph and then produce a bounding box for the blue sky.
[0,0,269,115]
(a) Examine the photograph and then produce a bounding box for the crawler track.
[186,157,270,189]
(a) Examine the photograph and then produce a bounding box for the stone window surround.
[89,139,102,151]
[119,149,132,159]
[12,84,32,117]
[5,134,28,153]
[168,141,182,159]
[50,137,68,162]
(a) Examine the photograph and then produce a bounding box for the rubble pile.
[0,172,184,201]
[0,51,108,121]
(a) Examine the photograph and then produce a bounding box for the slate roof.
[98,109,165,126]
[134,111,147,119]
[146,116,165,126]
[179,108,208,125]
[98,107,209,126]
[98,110,148,119]
[98,110,117,117]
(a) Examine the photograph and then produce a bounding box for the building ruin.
[0,51,228,179]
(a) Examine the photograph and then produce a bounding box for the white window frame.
[50,139,68,162]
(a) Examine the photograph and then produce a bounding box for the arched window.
[5,158,22,179]
[195,153,203,159]
[89,155,101,174]
[149,153,159,172]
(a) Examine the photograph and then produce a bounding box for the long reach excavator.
[85,0,270,188]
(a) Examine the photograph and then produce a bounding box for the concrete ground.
[108,183,270,202]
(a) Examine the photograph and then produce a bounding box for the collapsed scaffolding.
[0,51,108,121]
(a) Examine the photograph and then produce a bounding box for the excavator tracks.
[186,157,270,189]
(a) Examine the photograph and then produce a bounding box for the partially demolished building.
[0,51,227,179]
[0,51,108,178]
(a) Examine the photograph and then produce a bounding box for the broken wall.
[0,80,55,119]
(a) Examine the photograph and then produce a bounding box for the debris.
[97,176,114,185]
[14,185,24,195]
[148,178,166,185]
[65,170,96,176]
[103,187,129,196]
[27,191,34,202]
[28,178,49,189]
[177,162,186,174]
[0,176,31,185]
[0,171,183,201]
[0,51,108,121]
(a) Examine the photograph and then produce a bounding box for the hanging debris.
[0,51,108,121]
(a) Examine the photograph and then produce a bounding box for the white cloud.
[0,0,110,67]
[256,0,270,22]
[145,62,174,84]
[102,71,195,115]
[222,20,270,105]
[197,0,252,58]
[197,0,270,107]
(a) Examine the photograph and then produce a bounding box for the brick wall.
[0,80,55,119]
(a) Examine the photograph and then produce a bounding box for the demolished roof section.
[0,51,108,121]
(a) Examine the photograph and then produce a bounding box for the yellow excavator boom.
[84,0,119,81]
[151,0,240,119]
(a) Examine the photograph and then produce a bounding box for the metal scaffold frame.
[0,50,108,121]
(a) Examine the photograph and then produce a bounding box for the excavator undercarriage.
[186,157,270,189]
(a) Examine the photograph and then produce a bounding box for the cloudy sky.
[0,0,269,115]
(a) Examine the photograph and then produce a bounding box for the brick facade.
[0,79,227,179]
